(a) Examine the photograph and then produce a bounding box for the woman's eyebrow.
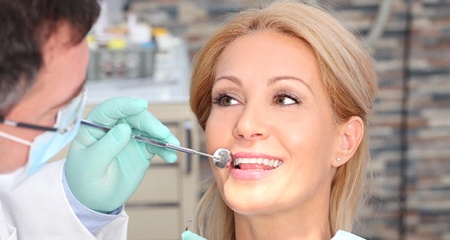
[268,76,314,95]
[214,75,242,86]
[214,75,314,95]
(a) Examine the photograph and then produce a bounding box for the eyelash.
[212,92,301,107]
[212,93,238,107]
[273,93,300,106]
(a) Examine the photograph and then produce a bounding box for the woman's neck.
[233,199,332,240]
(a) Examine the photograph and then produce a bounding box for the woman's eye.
[274,94,299,106]
[213,94,239,107]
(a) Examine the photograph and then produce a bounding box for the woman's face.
[205,31,342,216]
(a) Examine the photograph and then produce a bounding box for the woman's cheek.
[205,110,230,151]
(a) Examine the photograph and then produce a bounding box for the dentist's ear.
[332,116,364,167]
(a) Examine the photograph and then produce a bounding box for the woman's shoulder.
[331,230,365,240]
[182,230,365,240]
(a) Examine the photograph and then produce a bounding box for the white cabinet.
[126,103,201,240]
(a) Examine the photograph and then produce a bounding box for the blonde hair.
[189,1,378,238]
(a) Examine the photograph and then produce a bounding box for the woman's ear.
[332,116,364,167]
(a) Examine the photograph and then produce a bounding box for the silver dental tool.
[80,119,231,168]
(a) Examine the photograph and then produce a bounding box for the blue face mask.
[0,89,87,175]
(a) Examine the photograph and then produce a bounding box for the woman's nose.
[233,104,269,141]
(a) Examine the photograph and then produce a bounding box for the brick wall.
[344,1,450,239]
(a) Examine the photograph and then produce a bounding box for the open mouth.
[233,158,283,170]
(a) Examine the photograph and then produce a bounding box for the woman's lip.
[231,168,276,180]
[229,152,283,180]
[232,152,280,160]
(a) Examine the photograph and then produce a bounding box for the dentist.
[0,0,179,239]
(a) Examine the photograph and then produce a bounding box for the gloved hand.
[65,97,179,213]
[182,231,207,240]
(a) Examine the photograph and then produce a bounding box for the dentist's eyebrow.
[268,76,314,95]
[214,75,243,86]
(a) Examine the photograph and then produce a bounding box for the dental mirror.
[213,148,232,169]
[80,119,232,169]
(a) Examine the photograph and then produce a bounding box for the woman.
[185,1,377,239]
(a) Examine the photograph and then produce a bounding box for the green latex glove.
[65,97,179,213]
[182,231,207,240]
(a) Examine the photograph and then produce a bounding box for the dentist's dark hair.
[0,0,100,115]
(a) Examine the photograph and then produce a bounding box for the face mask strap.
[0,115,59,132]
[0,88,86,135]
[0,130,32,146]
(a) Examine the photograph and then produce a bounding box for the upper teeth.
[233,158,283,168]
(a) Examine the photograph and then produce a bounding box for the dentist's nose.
[233,104,269,141]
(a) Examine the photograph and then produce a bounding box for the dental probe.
[80,119,231,168]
